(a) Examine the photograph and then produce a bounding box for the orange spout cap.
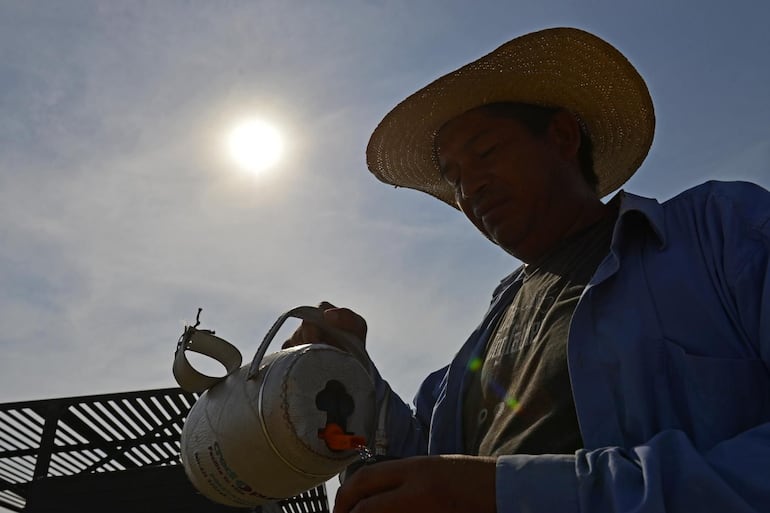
[318,423,367,451]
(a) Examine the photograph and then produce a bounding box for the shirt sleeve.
[375,365,448,458]
[496,424,770,513]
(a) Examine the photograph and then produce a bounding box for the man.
[286,27,770,512]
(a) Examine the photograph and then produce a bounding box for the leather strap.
[173,327,243,393]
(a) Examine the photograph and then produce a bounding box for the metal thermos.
[173,306,377,507]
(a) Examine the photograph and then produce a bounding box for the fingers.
[281,302,334,349]
[336,488,404,513]
[334,456,497,513]
[334,461,405,513]
[281,301,368,350]
[318,300,337,311]
[323,307,368,341]
[281,321,321,348]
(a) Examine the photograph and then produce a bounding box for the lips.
[471,193,508,221]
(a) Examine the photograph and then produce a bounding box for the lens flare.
[470,356,521,412]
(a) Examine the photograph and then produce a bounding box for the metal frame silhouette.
[0,388,328,513]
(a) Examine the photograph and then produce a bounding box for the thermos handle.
[247,305,374,381]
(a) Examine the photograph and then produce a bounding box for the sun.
[227,119,284,173]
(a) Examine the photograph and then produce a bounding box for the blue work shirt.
[375,181,770,513]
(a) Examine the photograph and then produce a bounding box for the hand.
[282,301,368,352]
[334,455,497,513]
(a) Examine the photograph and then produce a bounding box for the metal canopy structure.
[0,388,329,513]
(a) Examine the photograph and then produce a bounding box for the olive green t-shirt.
[463,213,616,456]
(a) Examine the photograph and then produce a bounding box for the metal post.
[32,403,60,480]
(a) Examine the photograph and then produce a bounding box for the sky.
[0,0,768,508]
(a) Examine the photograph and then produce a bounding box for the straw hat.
[366,27,655,207]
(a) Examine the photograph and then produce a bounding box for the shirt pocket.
[663,338,770,449]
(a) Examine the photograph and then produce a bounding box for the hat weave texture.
[366,27,655,207]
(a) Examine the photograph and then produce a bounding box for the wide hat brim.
[366,27,655,207]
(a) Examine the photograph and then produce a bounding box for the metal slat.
[52,447,105,476]
[145,442,176,465]
[133,397,167,432]
[0,423,36,452]
[81,402,128,441]
[100,459,125,472]
[61,449,100,472]
[119,398,156,432]
[134,397,185,438]
[135,442,162,465]
[57,409,139,471]
[143,441,173,463]
[0,410,43,446]
[67,404,115,442]
[177,392,194,411]
[54,428,79,446]
[0,462,30,484]
[160,394,182,417]
[91,401,137,440]
[148,396,174,428]
[45,458,69,477]
[109,399,149,437]
[55,418,90,445]
[0,488,25,512]
[151,396,174,421]
[128,446,153,466]
[0,472,29,493]
[79,449,116,474]
[49,452,84,475]
[164,393,192,423]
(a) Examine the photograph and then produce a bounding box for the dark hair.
[479,102,598,191]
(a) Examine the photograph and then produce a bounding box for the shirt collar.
[608,190,667,249]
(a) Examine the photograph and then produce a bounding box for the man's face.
[435,107,573,260]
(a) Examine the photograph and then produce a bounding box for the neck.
[512,197,612,264]
[561,198,613,239]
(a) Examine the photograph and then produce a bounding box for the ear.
[546,110,582,162]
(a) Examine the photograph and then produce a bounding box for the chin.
[489,230,528,261]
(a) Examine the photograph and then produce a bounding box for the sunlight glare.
[227,119,284,173]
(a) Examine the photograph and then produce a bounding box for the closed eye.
[479,145,497,158]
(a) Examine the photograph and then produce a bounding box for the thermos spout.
[318,423,367,451]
